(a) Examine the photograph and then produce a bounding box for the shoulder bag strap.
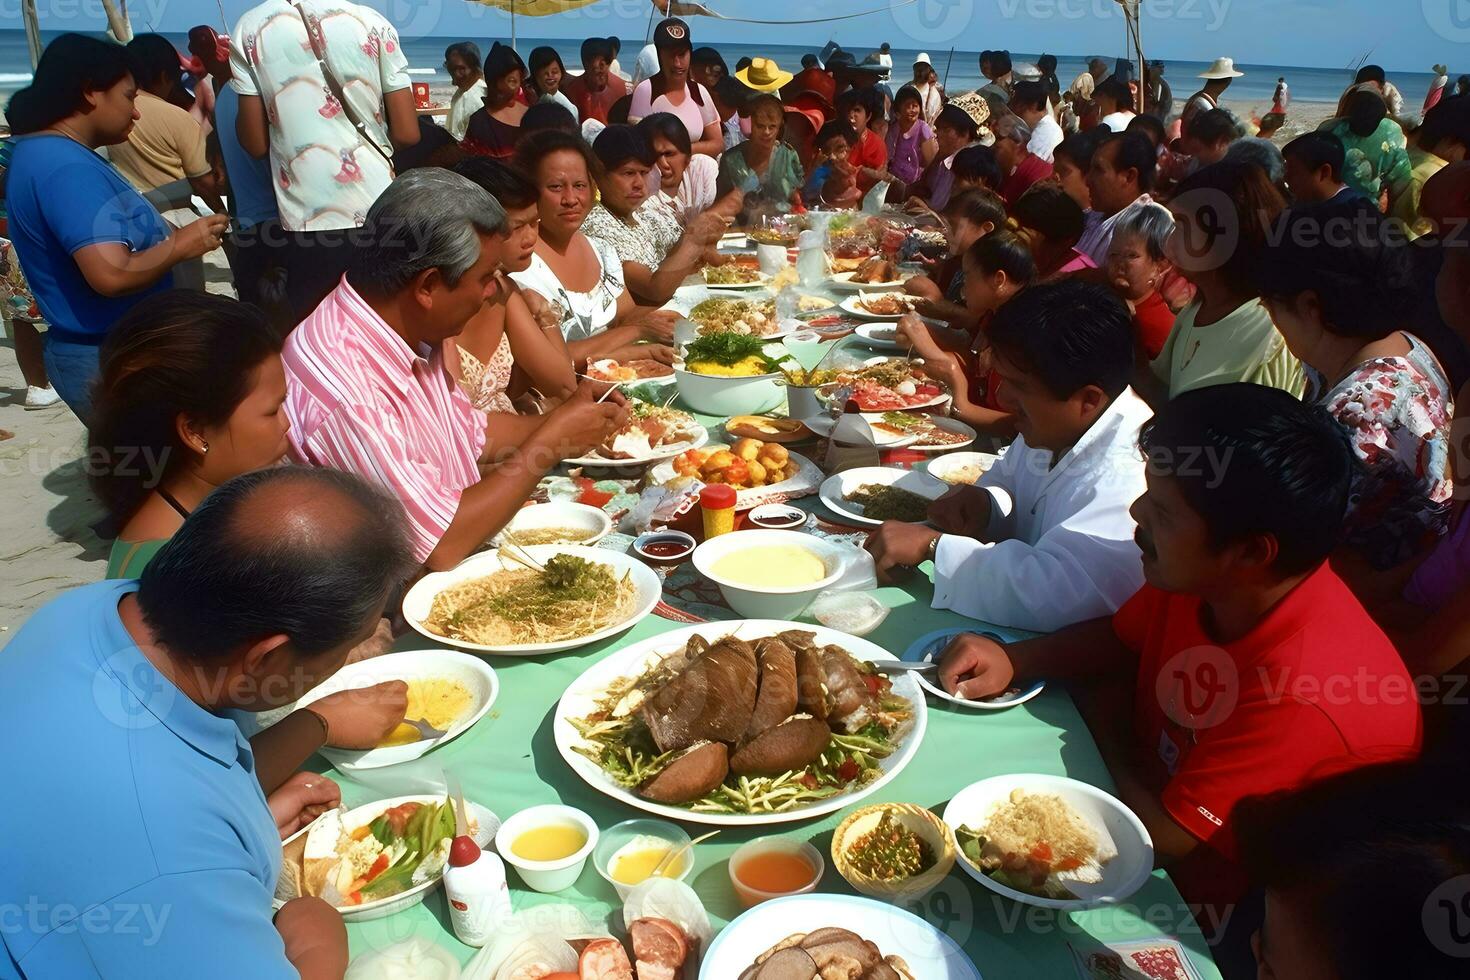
[292,1,394,168]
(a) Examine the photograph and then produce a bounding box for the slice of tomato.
[1029,841,1054,863]
[361,852,390,884]
[578,487,615,508]
[837,757,861,782]
[862,674,882,696]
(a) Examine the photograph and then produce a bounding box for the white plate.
[563,424,709,469]
[944,774,1155,911]
[295,650,500,771]
[839,295,914,321]
[647,446,824,511]
[909,415,979,452]
[554,621,928,826]
[701,894,980,978]
[703,271,771,290]
[901,628,1045,710]
[828,270,907,292]
[495,501,614,547]
[275,794,499,921]
[853,323,905,351]
[801,413,921,449]
[925,451,1001,485]
[402,545,662,656]
[818,467,950,526]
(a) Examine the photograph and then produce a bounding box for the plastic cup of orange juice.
[727,836,825,908]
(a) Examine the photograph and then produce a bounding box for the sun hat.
[914,52,933,69]
[861,52,891,80]
[827,50,881,76]
[1199,57,1245,79]
[653,18,693,52]
[947,90,991,130]
[737,57,794,93]
[782,66,837,109]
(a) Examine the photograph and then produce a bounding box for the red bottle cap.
[449,835,481,867]
[700,484,737,509]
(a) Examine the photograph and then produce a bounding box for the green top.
[1324,116,1412,202]
[1391,145,1448,241]
[105,538,168,580]
[718,141,806,214]
[326,361,1225,980]
[1152,297,1304,400]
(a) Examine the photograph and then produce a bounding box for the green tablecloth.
[330,579,1221,978]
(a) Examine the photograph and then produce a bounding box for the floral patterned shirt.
[1324,116,1412,202]
[229,0,410,232]
[581,199,682,271]
[1311,334,1455,569]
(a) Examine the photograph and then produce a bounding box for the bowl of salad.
[675,332,788,416]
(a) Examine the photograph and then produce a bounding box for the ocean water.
[0,27,1442,111]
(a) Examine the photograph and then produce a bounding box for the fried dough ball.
[732,437,763,461]
[746,460,768,485]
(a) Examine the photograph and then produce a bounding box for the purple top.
[885,119,935,185]
[1405,508,1470,608]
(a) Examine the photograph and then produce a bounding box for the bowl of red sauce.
[633,530,697,564]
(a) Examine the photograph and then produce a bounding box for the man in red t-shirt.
[562,36,628,124]
[935,383,1422,908]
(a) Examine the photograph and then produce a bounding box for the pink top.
[628,78,718,142]
[283,278,487,563]
[1056,249,1098,274]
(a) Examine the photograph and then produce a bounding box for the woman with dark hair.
[627,18,723,157]
[638,111,730,223]
[4,33,229,419]
[1050,130,1103,211]
[898,230,1036,439]
[886,85,939,191]
[1009,182,1095,277]
[1325,89,1412,204]
[950,143,1003,195]
[112,34,223,216]
[904,188,1007,326]
[526,46,579,120]
[463,42,529,158]
[717,94,805,224]
[91,292,288,578]
[509,130,677,365]
[449,158,577,417]
[1258,200,1452,574]
[444,41,486,141]
[1143,160,1302,403]
[907,103,981,211]
[582,125,726,305]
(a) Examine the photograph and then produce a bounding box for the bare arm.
[479,412,549,462]
[382,87,421,148]
[503,287,577,400]
[622,214,723,305]
[188,173,227,214]
[692,120,724,158]
[919,137,940,167]
[72,214,229,297]
[236,93,270,158]
[274,898,348,980]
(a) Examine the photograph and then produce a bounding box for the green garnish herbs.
[682,331,782,370]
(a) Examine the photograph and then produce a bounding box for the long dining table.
[322,324,1225,977]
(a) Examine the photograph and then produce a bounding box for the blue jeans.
[42,337,100,423]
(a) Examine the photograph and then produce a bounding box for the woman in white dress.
[509,130,679,367]
[444,42,488,142]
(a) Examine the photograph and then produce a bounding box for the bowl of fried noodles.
[402,546,662,655]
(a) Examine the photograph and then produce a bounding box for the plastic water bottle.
[443,836,511,947]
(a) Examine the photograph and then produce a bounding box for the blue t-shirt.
[4,134,173,344]
[0,581,294,979]
[213,85,279,230]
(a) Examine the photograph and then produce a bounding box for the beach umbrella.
[467,1,603,52]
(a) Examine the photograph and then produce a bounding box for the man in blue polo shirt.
[0,467,414,979]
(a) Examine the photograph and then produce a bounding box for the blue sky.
[31,0,1456,72]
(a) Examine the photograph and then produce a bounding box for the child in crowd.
[898,230,1034,440]
[902,187,1007,325]
[869,280,1152,632]
[837,87,891,191]
[935,383,1422,908]
[885,85,939,193]
[801,121,863,208]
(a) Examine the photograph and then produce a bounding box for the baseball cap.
[653,18,693,52]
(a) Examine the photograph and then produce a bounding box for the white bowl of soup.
[495,804,600,894]
[691,529,848,619]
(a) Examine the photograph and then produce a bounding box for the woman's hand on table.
[938,633,1016,700]
[928,485,992,537]
[268,771,341,839]
[308,681,409,750]
[632,308,680,344]
[864,520,941,583]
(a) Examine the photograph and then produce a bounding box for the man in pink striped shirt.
[283,170,626,570]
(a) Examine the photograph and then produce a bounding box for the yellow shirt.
[108,92,210,192]
[1152,297,1304,399]
[1391,146,1448,242]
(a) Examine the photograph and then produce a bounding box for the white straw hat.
[1199,57,1245,80]
[914,52,932,68]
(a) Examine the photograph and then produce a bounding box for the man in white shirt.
[231,0,421,327]
[866,281,1149,632]
[1096,77,1137,132]
[1010,80,1062,163]
[1078,131,1157,265]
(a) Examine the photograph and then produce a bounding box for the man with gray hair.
[993,113,1054,204]
[283,169,628,571]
